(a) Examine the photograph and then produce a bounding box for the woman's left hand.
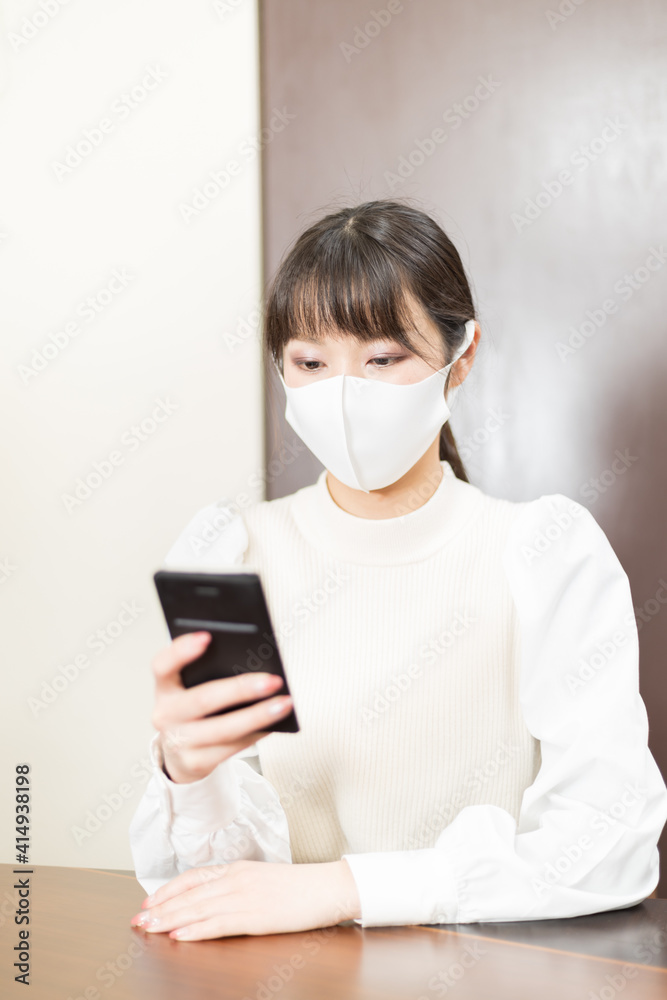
[130,859,362,940]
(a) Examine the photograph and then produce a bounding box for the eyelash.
[294,356,405,372]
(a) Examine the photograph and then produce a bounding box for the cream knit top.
[129,459,666,926]
[234,461,541,863]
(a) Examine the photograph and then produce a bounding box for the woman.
[129,200,667,941]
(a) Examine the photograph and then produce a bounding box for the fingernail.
[141,894,155,909]
[267,695,292,715]
[253,674,281,693]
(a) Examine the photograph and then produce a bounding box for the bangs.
[264,236,430,365]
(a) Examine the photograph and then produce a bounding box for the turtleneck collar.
[288,460,484,566]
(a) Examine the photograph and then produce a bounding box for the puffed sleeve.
[129,499,292,896]
[341,493,667,927]
[160,497,251,571]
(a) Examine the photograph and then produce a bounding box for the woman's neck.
[324,437,444,520]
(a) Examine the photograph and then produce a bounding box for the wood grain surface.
[0,864,665,1000]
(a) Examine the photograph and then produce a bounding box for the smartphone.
[153,569,299,734]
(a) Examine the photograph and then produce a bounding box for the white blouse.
[129,472,667,928]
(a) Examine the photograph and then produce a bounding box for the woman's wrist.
[336,859,362,921]
[157,733,190,784]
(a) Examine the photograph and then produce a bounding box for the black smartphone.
[153,569,299,734]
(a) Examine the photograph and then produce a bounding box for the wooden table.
[1,864,665,999]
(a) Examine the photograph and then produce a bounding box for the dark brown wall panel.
[259,0,667,896]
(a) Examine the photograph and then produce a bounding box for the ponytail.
[439,423,468,483]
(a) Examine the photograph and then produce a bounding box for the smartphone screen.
[153,569,299,734]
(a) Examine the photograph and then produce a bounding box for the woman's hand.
[130,859,362,940]
[151,631,294,784]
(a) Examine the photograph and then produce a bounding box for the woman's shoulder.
[160,488,301,569]
[495,490,628,589]
[161,496,250,569]
[466,478,623,579]
[503,491,602,552]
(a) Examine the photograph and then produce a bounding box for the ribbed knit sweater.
[233,461,541,863]
[129,460,667,926]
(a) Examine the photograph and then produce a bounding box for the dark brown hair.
[263,199,477,482]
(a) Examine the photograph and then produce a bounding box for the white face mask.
[275,320,476,493]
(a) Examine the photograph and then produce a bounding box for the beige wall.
[259,0,667,893]
[1,0,264,868]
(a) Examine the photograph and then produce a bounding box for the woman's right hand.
[151,631,293,784]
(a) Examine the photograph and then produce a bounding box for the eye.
[294,360,323,371]
[290,353,406,373]
[370,355,403,367]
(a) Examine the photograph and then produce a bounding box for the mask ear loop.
[447,319,476,368]
[443,319,476,403]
